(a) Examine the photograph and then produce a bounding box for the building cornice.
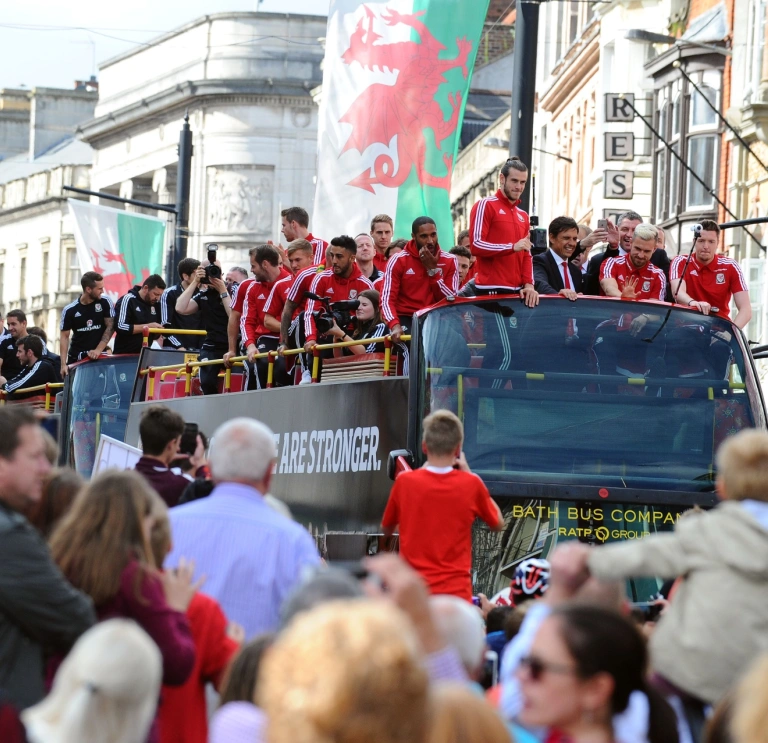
[78,79,319,144]
[0,196,68,225]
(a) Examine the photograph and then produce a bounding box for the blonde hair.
[148,495,171,569]
[22,619,162,743]
[422,410,463,457]
[259,600,429,743]
[633,223,659,243]
[732,654,768,743]
[287,238,313,256]
[427,683,512,743]
[715,429,768,502]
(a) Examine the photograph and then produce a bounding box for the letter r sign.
[605,94,635,122]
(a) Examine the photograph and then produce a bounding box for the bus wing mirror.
[387,449,414,480]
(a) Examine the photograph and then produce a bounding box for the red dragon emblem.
[339,7,472,193]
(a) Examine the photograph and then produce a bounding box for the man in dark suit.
[533,216,584,299]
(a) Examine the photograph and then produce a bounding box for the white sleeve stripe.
[304,272,326,337]
[59,300,79,330]
[117,296,132,331]
[472,198,512,251]
[6,361,42,392]
[160,287,172,325]
[381,251,406,324]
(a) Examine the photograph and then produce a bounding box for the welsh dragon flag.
[68,199,166,301]
[313,0,489,245]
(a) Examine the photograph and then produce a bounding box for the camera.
[529,215,548,256]
[200,244,223,285]
[305,292,360,335]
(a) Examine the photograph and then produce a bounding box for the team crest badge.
[349,289,358,299]
[95,303,103,312]
[716,273,726,284]
[86,319,93,327]
[151,307,156,314]
[642,280,651,292]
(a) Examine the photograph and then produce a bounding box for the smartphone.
[179,422,199,457]
[484,650,499,687]
[597,219,608,230]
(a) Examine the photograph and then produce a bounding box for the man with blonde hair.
[370,213,394,272]
[382,410,503,600]
[167,418,320,637]
[553,427,768,707]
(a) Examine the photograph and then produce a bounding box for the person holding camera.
[299,236,374,382]
[175,252,231,395]
[326,289,388,357]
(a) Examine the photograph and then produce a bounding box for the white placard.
[94,435,142,474]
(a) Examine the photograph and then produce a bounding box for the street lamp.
[624,29,731,56]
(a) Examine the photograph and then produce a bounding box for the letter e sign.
[604,170,634,199]
[604,133,635,161]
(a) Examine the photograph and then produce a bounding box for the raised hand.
[621,276,639,300]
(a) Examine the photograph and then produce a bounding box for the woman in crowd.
[328,289,388,357]
[22,619,162,743]
[25,467,83,538]
[517,604,678,743]
[48,470,197,738]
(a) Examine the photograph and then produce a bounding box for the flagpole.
[508,0,543,214]
[172,111,194,284]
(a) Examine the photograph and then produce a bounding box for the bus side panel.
[125,378,410,529]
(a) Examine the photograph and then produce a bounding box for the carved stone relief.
[206,165,274,234]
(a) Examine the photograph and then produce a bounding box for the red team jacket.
[469,189,533,290]
[241,267,291,347]
[380,240,459,328]
[304,264,374,341]
[307,233,329,265]
[670,253,747,321]
[600,255,667,301]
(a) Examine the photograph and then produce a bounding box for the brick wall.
[477,0,515,68]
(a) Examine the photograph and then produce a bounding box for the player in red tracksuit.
[281,206,328,265]
[468,157,539,388]
[381,216,459,340]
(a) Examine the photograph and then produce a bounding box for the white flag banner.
[313,0,488,244]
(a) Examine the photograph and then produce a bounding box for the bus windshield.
[417,297,761,497]
[65,355,139,478]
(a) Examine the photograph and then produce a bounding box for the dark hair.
[330,235,357,254]
[0,406,38,460]
[617,210,643,227]
[138,405,185,456]
[81,271,103,291]
[6,309,26,324]
[17,334,44,358]
[553,606,679,743]
[457,229,470,244]
[486,605,515,634]
[449,245,472,260]
[548,216,579,238]
[386,239,408,258]
[27,326,48,344]
[177,257,201,281]
[25,467,84,538]
[251,244,281,267]
[501,157,528,177]
[411,216,436,235]
[220,635,275,705]
[370,214,393,231]
[281,206,309,228]
[352,290,382,339]
[142,274,166,291]
[700,219,720,234]
[230,266,249,278]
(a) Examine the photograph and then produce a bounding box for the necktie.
[562,263,571,289]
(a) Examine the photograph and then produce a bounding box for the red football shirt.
[670,253,748,320]
[242,268,291,346]
[373,251,389,273]
[159,591,239,743]
[381,467,500,600]
[600,255,667,301]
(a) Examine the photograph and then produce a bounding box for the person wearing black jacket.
[533,217,584,297]
[327,289,389,356]
[176,263,231,395]
[0,406,95,708]
[114,275,166,354]
[1,335,60,400]
[160,257,204,351]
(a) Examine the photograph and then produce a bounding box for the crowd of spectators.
[0,400,766,743]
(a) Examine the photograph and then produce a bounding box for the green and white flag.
[68,199,166,301]
[313,0,489,245]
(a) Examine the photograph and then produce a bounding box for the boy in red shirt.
[381,410,504,601]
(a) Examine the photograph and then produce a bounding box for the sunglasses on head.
[519,655,577,682]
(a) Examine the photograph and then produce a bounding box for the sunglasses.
[519,655,577,682]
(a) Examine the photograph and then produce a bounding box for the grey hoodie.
[589,501,768,704]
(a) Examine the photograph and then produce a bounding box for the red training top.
[304,264,374,341]
[307,233,329,265]
[600,255,667,301]
[469,189,532,290]
[159,591,240,743]
[232,277,256,340]
[381,467,500,600]
[242,267,291,346]
[380,240,459,328]
[373,251,389,273]
[670,253,747,320]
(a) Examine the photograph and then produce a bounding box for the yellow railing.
[0,382,65,412]
[142,327,207,346]
[139,334,412,399]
